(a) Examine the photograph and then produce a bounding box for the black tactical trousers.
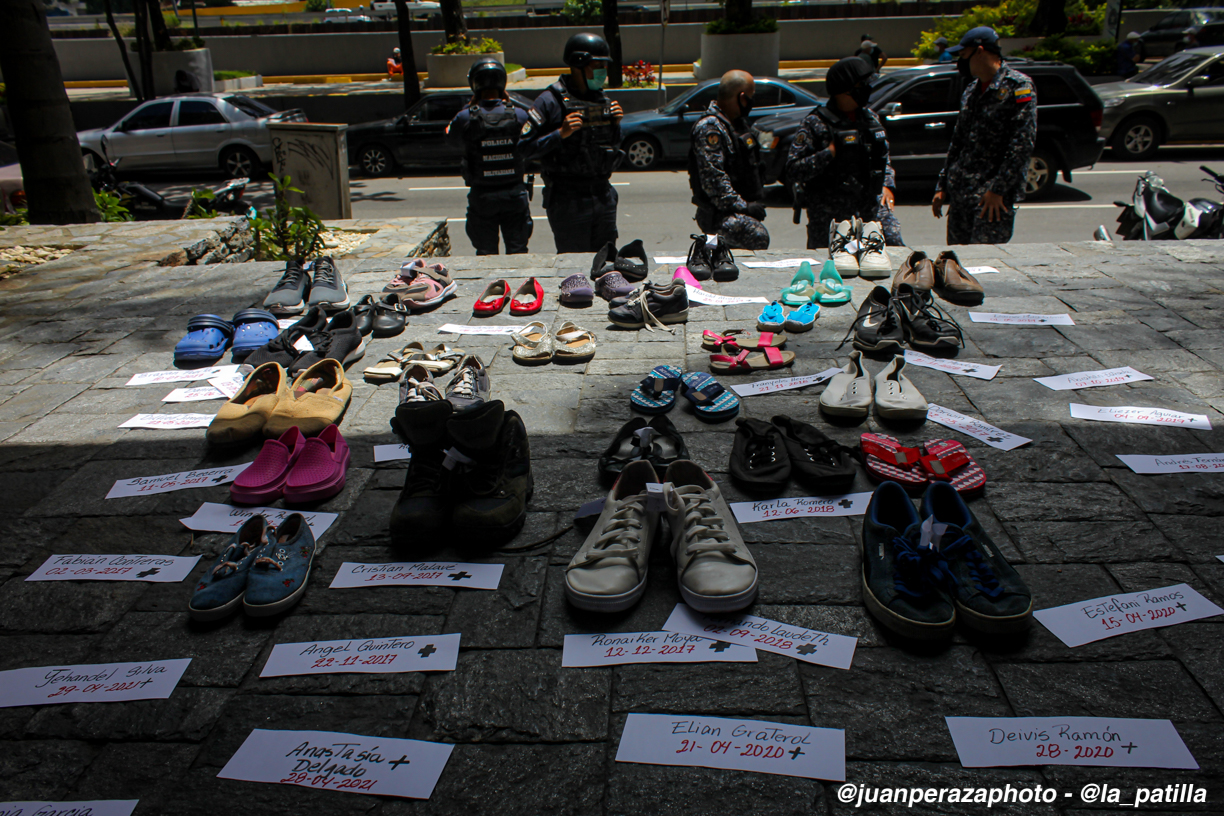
[544,180,618,254]
[695,208,770,250]
[466,182,534,255]
[946,195,1017,245]
[804,196,904,249]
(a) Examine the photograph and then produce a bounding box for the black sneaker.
[686,234,713,281]
[710,236,739,282]
[389,397,455,545]
[263,258,311,315]
[608,281,689,331]
[291,309,366,374]
[862,481,956,640]
[893,283,964,352]
[729,417,791,493]
[307,256,351,310]
[445,400,534,543]
[246,306,327,369]
[838,285,903,353]
[614,239,650,282]
[920,481,1033,633]
[770,415,856,493]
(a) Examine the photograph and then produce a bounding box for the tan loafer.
[207,362,288,444]
[265,359,353,437]
[891,250,936,294]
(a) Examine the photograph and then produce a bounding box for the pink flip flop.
[920,439,987,495]
[861,433,928,492]
[284,424,350,504]
[230,427,306,505]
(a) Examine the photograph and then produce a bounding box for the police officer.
[521,32,624,253]
[785,56,902,250]
[688,70,769,250]
[932,26,1037,245]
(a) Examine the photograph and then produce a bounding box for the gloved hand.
[746,201,767,221]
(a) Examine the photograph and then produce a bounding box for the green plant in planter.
[214,70,256,81]
[94,190,132,222]
[1019,34,1115,74]
[562,0,600,24]
[705,16,777,34]
[305,0,328,10]
[252,175,327,261]
[429,36,502,55]
[0,207,27,227]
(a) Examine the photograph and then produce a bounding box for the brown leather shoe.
[891,250,936,294]
[933,250,985,306]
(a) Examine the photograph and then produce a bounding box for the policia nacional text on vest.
[462,104,526,188]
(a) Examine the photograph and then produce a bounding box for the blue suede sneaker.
[243,513,317,617]
[188,515,269,622]
[920,481,1033,633]
[861,481,956,640]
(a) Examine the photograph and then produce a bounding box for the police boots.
[444,400,534,543]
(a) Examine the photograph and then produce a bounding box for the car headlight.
[756,130,774,151]
[1102,97,1125,109]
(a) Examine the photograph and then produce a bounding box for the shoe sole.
[833,260,859,277]
[783,321,815,333]
[342,334,367,366]
[712,268,739,282]
[266,300,306,315]
[853,338,904,353]
[858,267,891,280]
[756,321,785,332]
[408,281,458,310]
[938,291,985,307]
[310,295,352,311]
[862,573,955,640]
[244,564,312,617]
[609,311,689,329]
[565,569,649,612]
[680,575,758,614]
[906,335,961,352]
[819,401,870,418]
[956,600,1033,634]
[372,322,408,338]
[875,405,929,421]
[188,593,244,622]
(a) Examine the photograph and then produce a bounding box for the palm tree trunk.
[440,0,467,45]
[146,0,174,51]
[103,0,143,100]
[603,0,623,88]
[133,0,156,99]
[392,0,422,109]
[0,0,101,224]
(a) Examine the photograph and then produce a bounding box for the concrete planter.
[424,51,504,89]
[150,48,215,96]
[696,31,779,81]
[215,75,264,91]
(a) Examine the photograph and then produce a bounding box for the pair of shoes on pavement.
[820,350,928,421]
[382,259,458,310]
[840,285,963,354]
[393,354,491,417]
[730,416,856,494]
[230,424,350,506]
[206,360,353,443]
[599,414,689,482]
[593,239,650,282]
[686,233,738,281]
[862,480,1032,639]
[565,459,757,614]
[631,365,740,422]
[861,434,987,495]
[609,280,689,332]
[892,249,985,306]
[511,321,597,364]
[780,260,852,306]
[263,257,350,314]
[173,309,279,365]
[246,306,366,376]
[829,217,891,279]
[757,299,819,334]
[188,513,317,620]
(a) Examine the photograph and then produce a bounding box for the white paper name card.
[663,604,856,670]
[1033,583,1223,648]
[1034,366,1154,391]
[616,714,845,781]
[684,286,769,306]
[946,717,1198,769]
[903,350,1001,381]
[26,554,200,583]
[0,659,190,708]
[218,728,452,799]
[965,266,1000,274]
[207,372,245,399]
[730,493,872,524]
[1116,453,1224,474]
[329,561,503,590]
[1070,403,1211,430]
[0,801,138,816]
[741,258,820,269]
[969,312,1075,326]
[729,368,840,397]
[927,405,1032,451]
[261,634,460,677]
[437,323,522,335]
[106,464,252,499]
[119,413,214,430]
[653,256,688,264]
[179,503,338,538]
[373,444,412,463]
[124,365,240,387]
[163,386,225,403]
[562,631,756,667]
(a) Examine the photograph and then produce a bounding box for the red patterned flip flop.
[920,439,987,495]
[861,433,928,490]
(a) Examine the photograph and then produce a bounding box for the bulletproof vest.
[541,79,623,181]
[688,112,763,211]
[803,105,888,207]
[461,103,524,187]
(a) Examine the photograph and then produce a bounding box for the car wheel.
[220,146,260,179]
[1111,115,1161,161]
[357,144,395,176]
[1025,149,1057,199]
[624,135,660,171]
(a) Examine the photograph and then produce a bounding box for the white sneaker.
[564,460,660,612]
[829,217,859,277]
[873,355,928,420]
[819,350,873,418]
[858,220,892,279]
[663,460,758,614]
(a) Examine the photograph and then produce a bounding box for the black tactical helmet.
[563,32,612,68]
[825,55,875,96]
[469,58,507,94]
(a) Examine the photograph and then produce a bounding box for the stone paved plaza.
[0,227,1222,815]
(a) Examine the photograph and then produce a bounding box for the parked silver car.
[1097,46,1224,161]
[77,94,307,178]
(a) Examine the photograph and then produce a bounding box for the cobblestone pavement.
[0,234,1222,815]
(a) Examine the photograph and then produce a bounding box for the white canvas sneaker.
[564,460,660,612]
[858,220,892,279]
[829,217,859,277]
[663,460,758,613]
[873,355,929,420]
[819,350,874,418]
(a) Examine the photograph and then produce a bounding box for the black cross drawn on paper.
[838,499,854,509]
[986,436,1003,443]
[1122,742,1137,754]
[137,568,160,578]
[212,475,228,483]
[709,641,731,653]
[389,755,412,770]
[418,644,438,658]
[448,571,472,581]
[1037,318,1048,323]
[1177,602,1187,611]
[795,644,818,655]
[789,747,806,760]
[963,367,979,374]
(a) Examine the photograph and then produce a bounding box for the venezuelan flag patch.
[1014,86,1034,104]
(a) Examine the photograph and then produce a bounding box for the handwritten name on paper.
[436,323,522,336]
[261,634,460,676]
[684,286,769,306]
[106,464,252,499]
[927,405,1032,451]
[1034,366,1154,391]
[1070,403,1211,430]
[119,413,214,430]
[179,503,338,538]
[0,801,138,816]
[903,350,1001,381]
[562,631,756,667]
[1033,583,1223,647]
[663,604,856,669]
[26,554,200,583]
[329,561,503,590]
[946,716,1198,769]
[730,493,872,524]
[0,659,190,708]
[124,365,240,387]
[1116,453,1224,474]
[969,312,1075,326]
[729,369,840,397]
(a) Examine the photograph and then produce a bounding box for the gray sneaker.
[444,354,491,412]
[263,259,311,315]
[307,256,350,310]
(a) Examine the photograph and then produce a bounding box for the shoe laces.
[830,227,855,256]
[837,297,899,350]
[624,286,674,334]
[713,237,734,266]
[585,494,650,562]
[272,261,308,292]
[903,292,965,347]
[212,536,259,578]
[940,531,1003,599]
[891,534,956,599]
[672,484,736,557]
[687,234,710,267]
[253,545,288,571]
[745,435,781,469]
[312,258,338,288]
[447,365,480,400]
[860,228,886,256]
[403,376,445,404]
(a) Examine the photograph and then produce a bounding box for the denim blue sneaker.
[784,301,820,332]
[757,301,786,332]
[188,515,269,622]
[861,481,956,640]
[243,513,317,617]
[920,481,1033,633]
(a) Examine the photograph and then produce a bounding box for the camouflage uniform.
[688,102,770,250]
[936,63,1037,245]
[785,104,903,250]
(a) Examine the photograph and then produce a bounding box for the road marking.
[1021,204,1117,209]
[448,216,551,221]
[405,183,631,191]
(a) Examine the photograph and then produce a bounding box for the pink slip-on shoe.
[673,266,702,289]
[284,424,350,504]
[230,427,306,505]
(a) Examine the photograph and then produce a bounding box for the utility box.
[267,122,352,220]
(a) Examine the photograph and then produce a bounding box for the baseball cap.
[1127,31,1141,40]
[947,26,1000,54]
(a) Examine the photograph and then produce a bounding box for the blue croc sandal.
[631,364,683,414]
[174,314,234,364]
[784,301,821,332]
[757,301,786,332]
[680,371,740,422]
[230,309,280,359]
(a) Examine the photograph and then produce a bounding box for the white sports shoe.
[819,350,874,418]
[829,217,859,277]
[873,355,928,420]
[858,220,892,279]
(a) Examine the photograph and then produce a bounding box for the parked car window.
[1131,51,1211,85]
[178,100,227,127]
[224,95,276,118]
[682,86,717,113]
[897,78,956,113]
[1033,75,1078,104]
[1156,11,1191,29]
[417,95,465,122]
[122,101,173,131]
[753,83,782,108]
[867,73,906,106]
[1198,56,1224,84]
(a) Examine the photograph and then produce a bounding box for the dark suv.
[1140,8,1224,58]
[754,61,1105,200]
